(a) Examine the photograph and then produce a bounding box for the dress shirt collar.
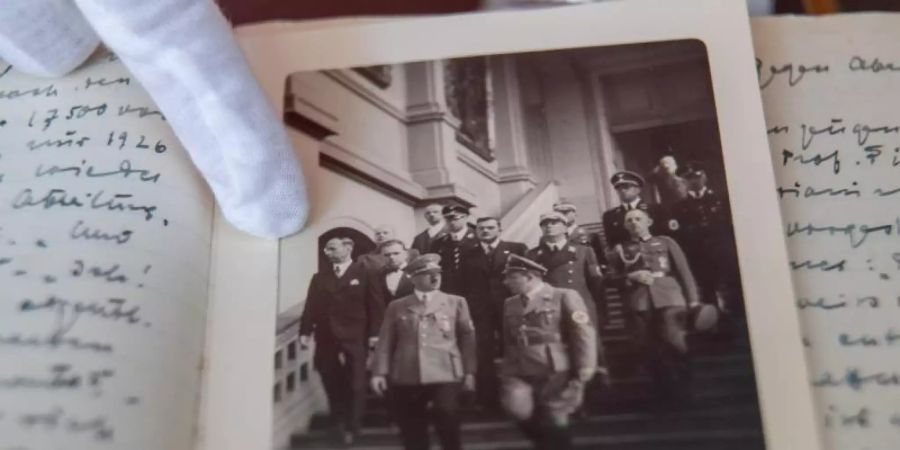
[449,227,468,242]
[481,239,499,252]
[545,238,567,251]
[625,198,642,211]
[333,259,352,276]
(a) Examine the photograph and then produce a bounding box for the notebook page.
[0,53,213,450]
[753,15,900,449]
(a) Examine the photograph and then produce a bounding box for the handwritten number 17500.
[106,131,167,154]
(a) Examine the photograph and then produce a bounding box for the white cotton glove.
[0,0,308,239]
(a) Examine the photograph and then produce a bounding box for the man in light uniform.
[371,254,477,450]
[499,254,596,450]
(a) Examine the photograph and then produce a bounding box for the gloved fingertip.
[0,0,101,78]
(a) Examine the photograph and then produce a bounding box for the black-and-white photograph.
[272,39,762,450]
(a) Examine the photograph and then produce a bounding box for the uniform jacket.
[526,242,603,326]
[373,291,477,385]
[601,199,672,250]
[378,266,416,302]
[430,229,478,296]
[671,189,732,255]
[411,227,446,256]
[500,284,597,376]
[611,235,699,311]
[567,225,593,247]
[299,260,385,342]
[462,240,528,320]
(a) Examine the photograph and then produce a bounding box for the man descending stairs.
[291,323,764,450]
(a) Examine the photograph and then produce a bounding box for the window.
[274,350,283,370]
[444,57,494,161]
[286,372,296,393]
[273,383,282,403]
[300,362,309,382]
[287,341,297,361]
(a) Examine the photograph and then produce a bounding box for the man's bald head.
[374,225,396,244]
[623,209,653,239]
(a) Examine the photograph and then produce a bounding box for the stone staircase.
[290,310,765,450]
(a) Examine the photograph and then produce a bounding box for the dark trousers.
[391,382,462,450]
[472,309,499,409]
[315,337,367,433]
[633,307,691,401]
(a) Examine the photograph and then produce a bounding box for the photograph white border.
[200,2,823,449]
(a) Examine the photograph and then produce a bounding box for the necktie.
[334,264,342,277]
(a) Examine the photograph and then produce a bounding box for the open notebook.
[0,2,894,450]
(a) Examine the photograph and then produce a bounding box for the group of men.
[298,159,740,449]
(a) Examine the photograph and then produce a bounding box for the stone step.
[295,404,762,449]
[295,424,763,450]
[357,365,756,415]
[319,378,758,429]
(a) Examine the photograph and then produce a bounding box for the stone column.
[490,56,537,214]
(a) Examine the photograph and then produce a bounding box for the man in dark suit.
[378,239,416,302]
[411,202,447,255]
[461,217,527,408]
[601,171,675,251]
[298,237,385,445]
[430,204,478,296]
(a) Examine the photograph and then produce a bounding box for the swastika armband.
[572,311,590,325]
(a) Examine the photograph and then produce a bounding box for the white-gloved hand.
[0,0,308,239]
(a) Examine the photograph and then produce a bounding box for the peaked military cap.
[552,201,577,213]
[503,254,548,276]
[404,253,442,276]
[539,211,567,225]
[679,161,707,179]
[610,171,645,188]
[442,204,469,217]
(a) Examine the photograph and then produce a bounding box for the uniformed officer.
[429,204,478,296]
[552,201,592,247]
[601,171,673,250]
[527,212,605,329]
[610,209,700,404]
[671,162,741,314]
[499,254,597,450]
[371,254,477,450]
